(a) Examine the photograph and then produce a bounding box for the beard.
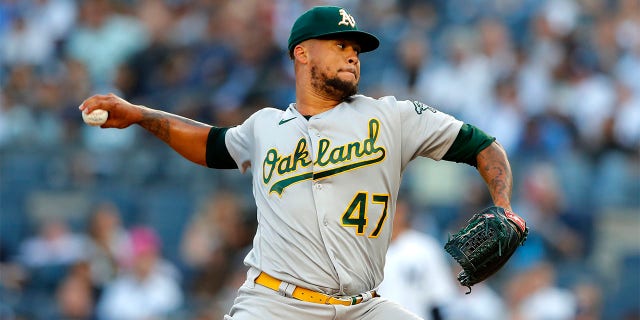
[311,65,358,101]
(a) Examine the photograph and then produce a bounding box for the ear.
[293,45,309,64]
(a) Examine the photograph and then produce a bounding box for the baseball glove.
[444,206,528,293]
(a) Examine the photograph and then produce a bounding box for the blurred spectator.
[540,0,579,38]
[114,0,193,108]
[613,0,640,55]
[96,226,182,320]
[378,196,458,320]
[0,13,54,67]
[478,18,517,81]
[59,58,94,119]
[484,74,526,154]
[515,162,593,267]
[378,32,430,99]
[181,191,255,313]
[561,53,617,155]
[49,262,95,320]
[26,0,77,45]
[414,27,474,117]
[17,218,86,269]
[515,111,577,161]
[0,240,25,320]
[0,65,40,148]
[446,282,508,320]
[504,261,577,320]
[12,218,87,318]
[84,201,131,298]
[573,281,604,320]
[611,81,640,152]
[226,3,293,107]
[64,0,148,88]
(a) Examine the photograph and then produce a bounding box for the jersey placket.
[306,116,344,291]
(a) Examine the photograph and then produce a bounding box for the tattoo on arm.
[139,109,208,144]
[140,109,171,143]
[477,142,512,208]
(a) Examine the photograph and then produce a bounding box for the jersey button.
[316,184,323,190]
[323,218,328,226]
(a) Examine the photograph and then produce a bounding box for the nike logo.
[279,117,296,125]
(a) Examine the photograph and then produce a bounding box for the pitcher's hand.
[79,93,145,129]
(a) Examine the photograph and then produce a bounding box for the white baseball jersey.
[225,94,463,296]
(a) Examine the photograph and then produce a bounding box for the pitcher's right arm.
[80,93,217,167]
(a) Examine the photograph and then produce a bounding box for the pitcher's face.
[307,38,361,101]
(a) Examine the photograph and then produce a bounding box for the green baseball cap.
[287,6,380,54]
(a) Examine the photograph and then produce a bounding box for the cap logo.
[338,9,356,28]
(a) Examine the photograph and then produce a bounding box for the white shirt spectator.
[518,286,577,320]
[379,230,458,320]
[96,270,183,320]
[613,85,640,150]
[17,220,87,268]
[447,284,508,320]
[1,16,54,66]
[96,227,183,320]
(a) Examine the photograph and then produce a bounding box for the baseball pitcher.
[80,6,527,320]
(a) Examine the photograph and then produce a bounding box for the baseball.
[82,109,109,126]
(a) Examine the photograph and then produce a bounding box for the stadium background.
[0,0,638,319]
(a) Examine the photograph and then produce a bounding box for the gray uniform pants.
[224,278,423,320]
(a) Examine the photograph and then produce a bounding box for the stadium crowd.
[0,0,638,319]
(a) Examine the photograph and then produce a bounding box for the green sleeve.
[205,127,238,169]
[442,124,495,167]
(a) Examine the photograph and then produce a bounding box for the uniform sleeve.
[398,99,463,162]
[224,111,260,173]
[442,123,495,167]
[205,127,238,169]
